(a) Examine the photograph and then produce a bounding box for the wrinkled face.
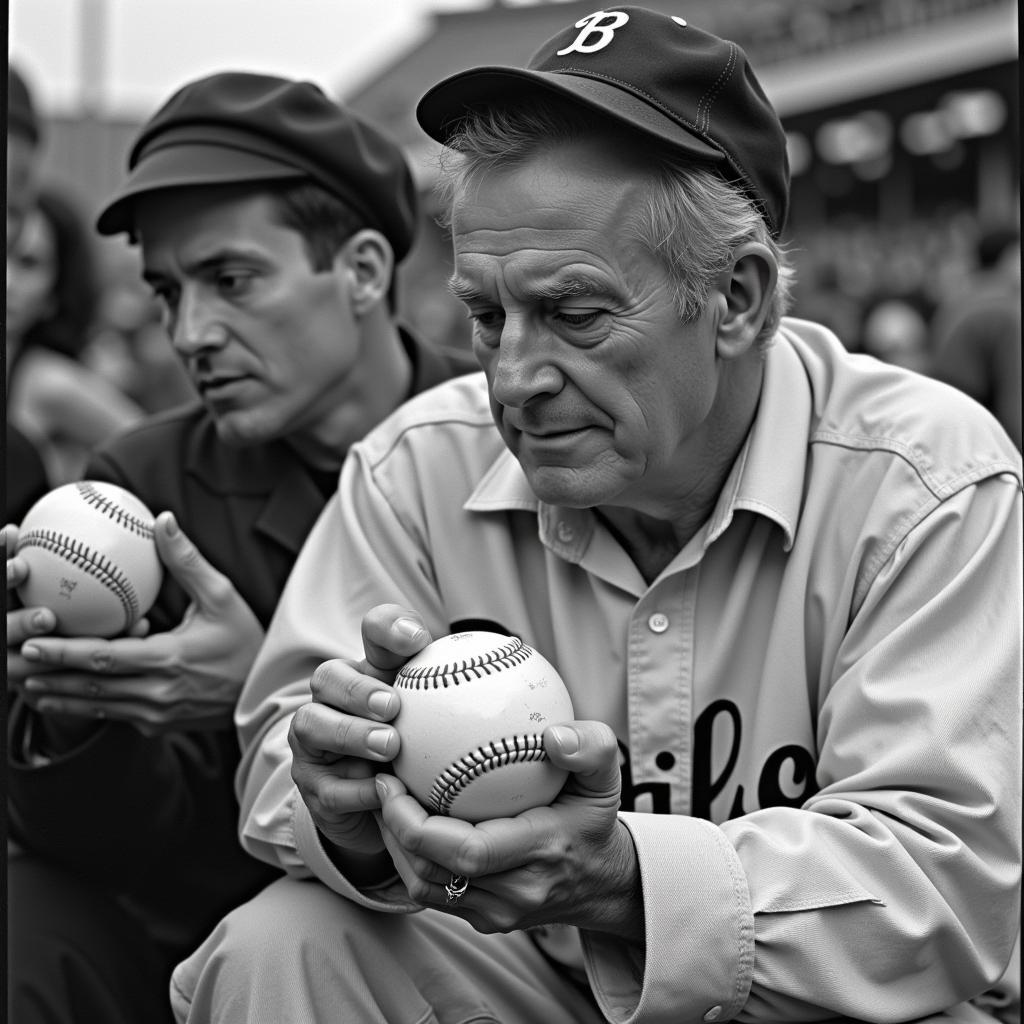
[449,139,722,512]
[6,204,57,340]
[135,187,360,449]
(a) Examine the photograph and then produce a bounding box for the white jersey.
[236,319,1021,1021]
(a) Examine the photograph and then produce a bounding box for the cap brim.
[416,66,724,165]
[96,143,307,236]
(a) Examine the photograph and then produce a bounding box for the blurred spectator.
[929,224,1022,450]
[7,63,42,245]
[83,244,194,414]
[860,296,933,375]
[788,260,865,351]
[6,187,145,486]
[7,63,51,521]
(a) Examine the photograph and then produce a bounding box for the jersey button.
[655,751,676,771]
[647,612,669,633]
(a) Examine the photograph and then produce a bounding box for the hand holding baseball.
[375,718,644,941]
[288,605,432,881]
[15,481,163,637]
[12,511,265,736]
[6,521,60,687]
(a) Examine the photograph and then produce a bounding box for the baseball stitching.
[16,529,140,629]
[394,636,533,690]
[429,733,549,815]
[77,481,155,539]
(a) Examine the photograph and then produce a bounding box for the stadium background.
[11,0,1020,356]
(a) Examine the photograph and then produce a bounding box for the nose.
[169,288,228,356]
[488,315,562,409]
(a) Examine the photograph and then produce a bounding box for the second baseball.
[15,480,163,638]
[391,631,574,822]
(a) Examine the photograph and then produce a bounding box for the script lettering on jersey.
[445,621,817,821]
[619,698,818,820]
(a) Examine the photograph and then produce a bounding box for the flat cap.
[97,71,418,260]
[417,5,789,237]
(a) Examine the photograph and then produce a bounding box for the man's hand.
[374,718,643,941]
[8,511,265,736]
[288,605,432,877]
[6,522,63,684]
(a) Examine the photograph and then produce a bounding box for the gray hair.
[434,99,795,345]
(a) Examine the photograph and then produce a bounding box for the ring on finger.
[444,874,469,905]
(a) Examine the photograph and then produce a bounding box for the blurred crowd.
[6,64,193,511]
[789,209,1021,446]
[6,60,1021,520]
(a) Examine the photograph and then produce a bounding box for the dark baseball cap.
[97,71,418,260]
[417,6,789,237]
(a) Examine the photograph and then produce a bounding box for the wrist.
[591,819,645,941]
[317,826,396,889]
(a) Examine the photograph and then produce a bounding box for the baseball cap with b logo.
[417,6,789,237]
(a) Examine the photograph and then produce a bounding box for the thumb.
[545,721,621,803]
[360,604,432,674]
[153,511,228,607]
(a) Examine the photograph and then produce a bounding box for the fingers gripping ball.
[391,631,575,823]
[15,481,163,637]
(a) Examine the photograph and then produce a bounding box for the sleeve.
[581,477,1022,1024]
[234,443,449,913]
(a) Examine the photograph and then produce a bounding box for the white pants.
[171,876,1019,1024]
[170,876,605,1024]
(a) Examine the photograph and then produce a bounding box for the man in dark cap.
[5,71,475,1024]
[175,10,1017,1023]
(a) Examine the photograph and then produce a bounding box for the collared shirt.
[237,319,1022,1023]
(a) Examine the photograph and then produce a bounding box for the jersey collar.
[465,325,810,554]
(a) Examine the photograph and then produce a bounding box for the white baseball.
[391,631,575,823]
[15,480,163,638]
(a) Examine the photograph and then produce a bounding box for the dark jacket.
[7,329,478,954]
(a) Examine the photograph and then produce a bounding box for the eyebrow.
[447,272,614,304]
[142,248,270,286]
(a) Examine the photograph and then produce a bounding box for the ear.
[337,228,394,316]
[712,242,778,359]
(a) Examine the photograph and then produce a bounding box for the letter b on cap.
[556,10,630,56]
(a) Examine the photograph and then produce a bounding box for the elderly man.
[171,9,1021,1023]
[5,72,475,1024]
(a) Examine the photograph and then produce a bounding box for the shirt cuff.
[581,813,754,1024]
[291,796,421,914]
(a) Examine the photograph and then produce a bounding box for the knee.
[200,877,342,964]
[170,878,400,1023]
